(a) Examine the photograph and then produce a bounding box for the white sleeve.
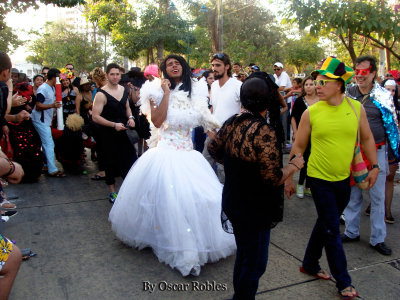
[191,81,220,131]
[138,78,164,116]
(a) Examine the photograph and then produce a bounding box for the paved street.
[3,154,400,300]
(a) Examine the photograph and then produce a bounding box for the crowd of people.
[0,49,399,300]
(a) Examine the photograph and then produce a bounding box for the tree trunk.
[385,41,391,71]
[209,6,218,53]
[156,41,164,62]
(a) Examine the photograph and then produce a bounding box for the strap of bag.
[345,97,361,145]
[302,97,309,108]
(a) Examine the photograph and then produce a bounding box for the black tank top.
[98,87,129,124]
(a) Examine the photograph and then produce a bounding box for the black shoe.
[341,234,360,243]
[2,210,18,217]
[370,242,392,256]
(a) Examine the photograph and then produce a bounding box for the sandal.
[48,171,66,178]
[300,266,331,280]
[0,199,16,210]
[339,286,359,300]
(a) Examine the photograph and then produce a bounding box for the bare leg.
[0,245,22,300]
[109,184,116,194]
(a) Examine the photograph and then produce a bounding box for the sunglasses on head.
[213,53,225,60]
[314,79,337,87]
[355,65,372,76]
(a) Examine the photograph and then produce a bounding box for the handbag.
[0,133,14,160]
[346,98,369,189]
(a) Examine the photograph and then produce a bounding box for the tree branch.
[368,34,400,61]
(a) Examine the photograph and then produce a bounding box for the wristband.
[128,115,135,120]
[288,162,300,170]
[4,158,15,177]
[113,122,116,129]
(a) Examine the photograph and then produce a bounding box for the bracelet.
[113,122,116,129]
[4,158,15,177]
[128,115,134,120]
[288,162,300,170]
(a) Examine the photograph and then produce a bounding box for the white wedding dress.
[109,78,236,276]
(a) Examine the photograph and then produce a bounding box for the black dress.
[208,112,284,232]
[8,104,43,182]
[97,88,137,185]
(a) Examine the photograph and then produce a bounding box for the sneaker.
[341,234,360,243]
[296,184,304,199]
[109,192,118,204]
[2,211,18,218]
[1,216,9,222]
[304,188,312,197]
[370,242,392,256]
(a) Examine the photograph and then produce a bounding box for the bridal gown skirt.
[109,146,236,276]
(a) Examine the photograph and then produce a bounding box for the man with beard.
[92,63,137,203]
[202,52,242,183]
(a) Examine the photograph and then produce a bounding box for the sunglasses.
[274,68,281,71]
[354,66,372,76]
[42,73,48,75]
[213,53,225,60]
[314,79,337,87]
[66,67,74,71]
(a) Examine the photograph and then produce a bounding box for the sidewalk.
[3,155,400,299]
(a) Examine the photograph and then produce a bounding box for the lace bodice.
[208,112,283,185]
[139,78,220,149]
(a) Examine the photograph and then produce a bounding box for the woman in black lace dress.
[208,72,304,300]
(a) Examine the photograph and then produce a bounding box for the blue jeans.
[303,176,352,291]
[344,145,387,245]
[32,120,58,174]
[231,226,271,300]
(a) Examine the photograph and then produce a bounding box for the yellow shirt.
[307,98,360,181]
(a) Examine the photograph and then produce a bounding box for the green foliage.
[26,22,108,71]
[84,0,194,61]
[0,0,85,53]
[285,0,400,63]
[284,35,325,73]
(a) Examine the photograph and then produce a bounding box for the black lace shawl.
[208,112,284,232]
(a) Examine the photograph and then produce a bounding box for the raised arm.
[150,79,170,128]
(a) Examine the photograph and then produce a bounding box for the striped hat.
[314,56,354,85]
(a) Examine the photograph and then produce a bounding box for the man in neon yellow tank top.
[285,57,379,300]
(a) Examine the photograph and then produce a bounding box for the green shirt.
[307,97,360,181]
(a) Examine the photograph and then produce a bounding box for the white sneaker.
[296,184,304,199]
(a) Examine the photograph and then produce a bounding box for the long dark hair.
[202,70,213,90]
[240,72,284,145]
[160,54,192,96]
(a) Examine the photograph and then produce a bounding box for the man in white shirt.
[203,52,242,183]
[273,62,292,146]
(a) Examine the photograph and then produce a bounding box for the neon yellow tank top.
[307,97,361,181]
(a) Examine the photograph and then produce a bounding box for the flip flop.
[1,200,17,210]
[339,286,359,300]
[48,171,66,178]
[300,266,331,280]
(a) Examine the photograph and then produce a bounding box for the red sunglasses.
[355,66,372,76]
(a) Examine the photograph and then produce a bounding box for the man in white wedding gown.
[109,54,236,277]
